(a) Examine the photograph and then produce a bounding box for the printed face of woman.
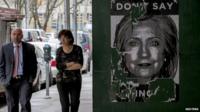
[124,24,165,81]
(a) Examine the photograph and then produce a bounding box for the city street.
[0,73,92,112]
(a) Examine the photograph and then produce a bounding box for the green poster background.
[93,0,200,111]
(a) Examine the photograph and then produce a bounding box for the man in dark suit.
[0,28,37,112]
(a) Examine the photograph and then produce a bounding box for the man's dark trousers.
[5,77,32,112]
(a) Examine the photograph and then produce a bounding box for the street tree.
[30,0,64,31]
[1,0,87,31]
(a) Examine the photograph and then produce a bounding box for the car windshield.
[23,31,38,42]
[40,31,47,37]
[23,31,28,38]
[46,34,51,38]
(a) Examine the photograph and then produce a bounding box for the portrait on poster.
[110,0,179,102]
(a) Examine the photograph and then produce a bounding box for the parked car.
[47,38,61,53]
[29,41,60,82]
[22,29,48,42]
[46,32,57,39]
[34,29,49,41]
[22,29,41,42]
[29,42,54,91]
[49,51,57,81]
[47,37,60,80]
[77,31,92,73]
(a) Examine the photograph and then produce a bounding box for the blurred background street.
[0,0,92,111]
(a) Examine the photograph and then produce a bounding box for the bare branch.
[29,0,42,28]
[55,0,64,8]
[27,0,61,30]
[2,0,10,8]
[19,0,25,13]
[77,0,85,5]
[70,0,85,9]
[42,0,59,31]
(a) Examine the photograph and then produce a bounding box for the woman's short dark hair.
[58,29,74,45]
[114,15,179,79]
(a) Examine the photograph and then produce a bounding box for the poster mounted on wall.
[110,0,179,102]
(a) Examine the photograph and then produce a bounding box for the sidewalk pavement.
[0,73,92,112]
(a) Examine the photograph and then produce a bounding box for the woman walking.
[56,29,83,112]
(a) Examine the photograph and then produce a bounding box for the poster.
[110,0,179,102]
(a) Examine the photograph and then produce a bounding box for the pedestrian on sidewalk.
[0,28,37,112]
[56,29,83,112]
